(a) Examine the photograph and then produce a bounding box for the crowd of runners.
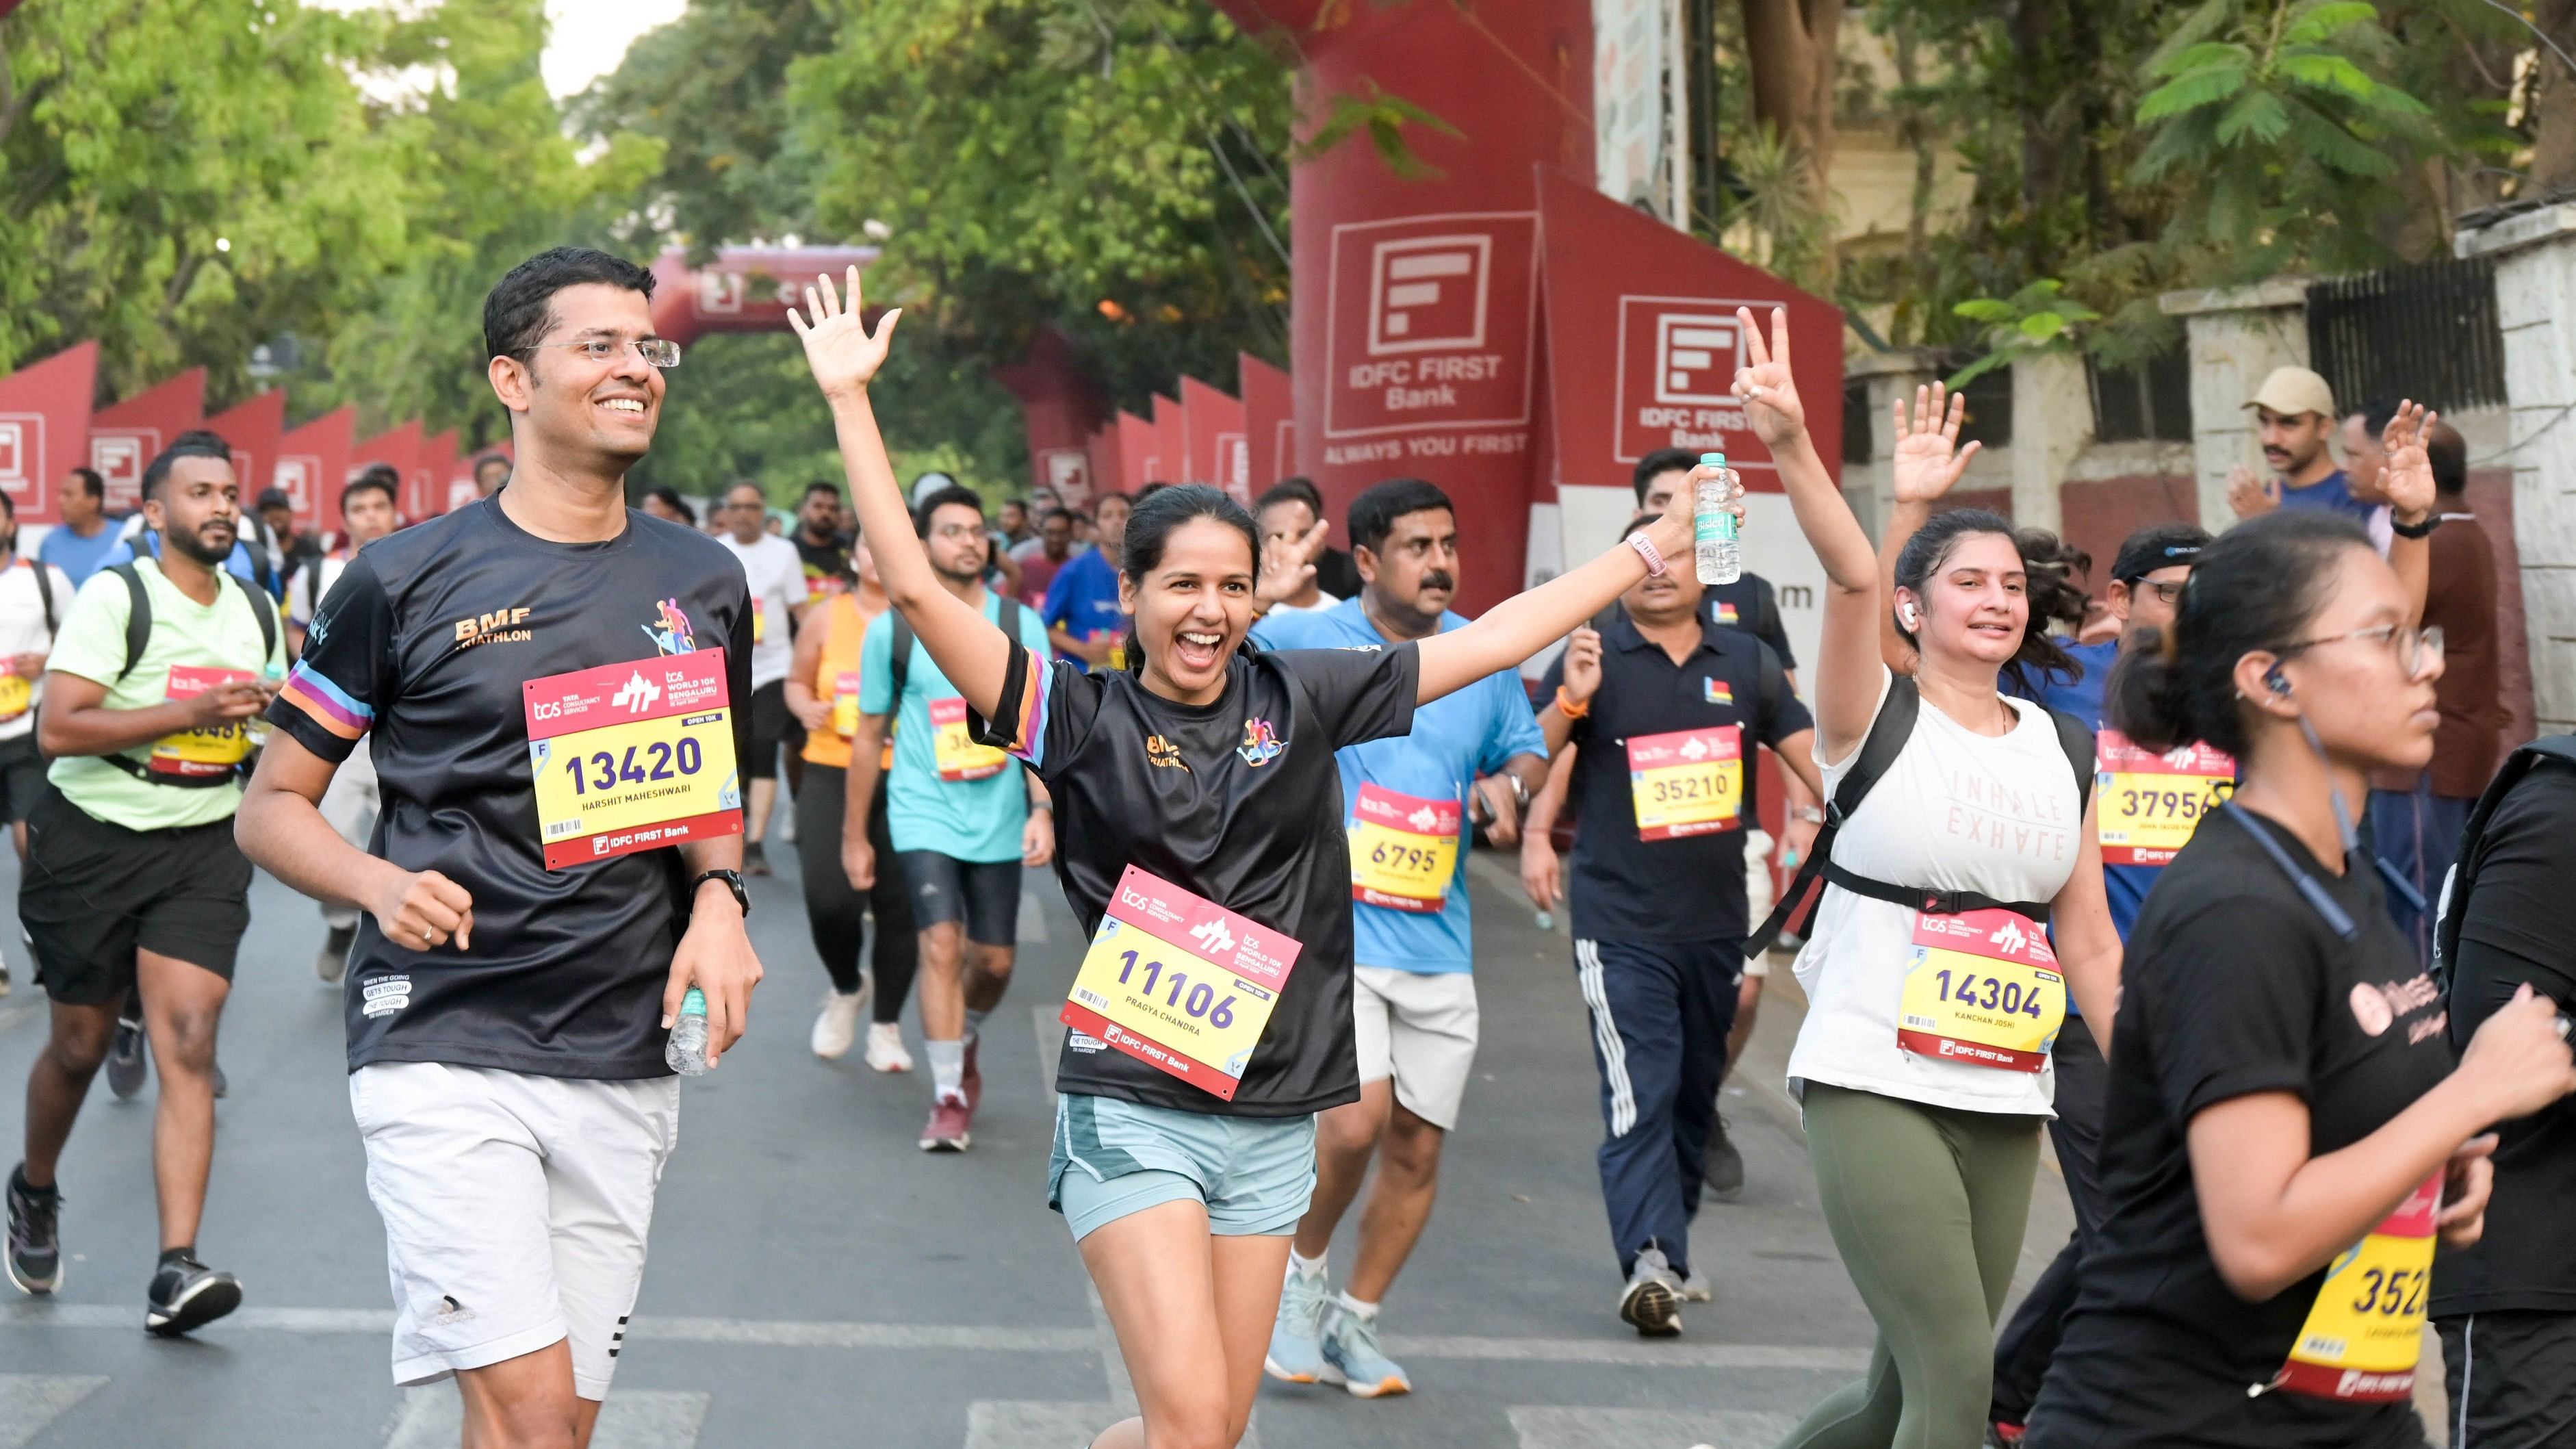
[0,245,2565,1449]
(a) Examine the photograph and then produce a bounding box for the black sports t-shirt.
[1541,610,1809,943]
[1706,574,1795,671]
[268,498,753,1079]
[2432,762,2576,1318]
[973,639,1418,1116]
[2027,807,2450,1449]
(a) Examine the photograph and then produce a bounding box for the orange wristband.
[1555,686,1590,719]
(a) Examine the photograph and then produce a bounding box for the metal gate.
[2306,258,2507,413]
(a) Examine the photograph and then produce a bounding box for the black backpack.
[2432,735,2576,995]
[1744,674,2096,960]
[886,596,1024,719]
[82,560,280,787]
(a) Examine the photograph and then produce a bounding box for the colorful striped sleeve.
[276,661,372,742]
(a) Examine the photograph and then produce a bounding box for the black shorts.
[0,732,45,824]
[18,786,251,1004]
[744,680,788,780]
[894,851,1022,946]
[2438,1309,2576,1448]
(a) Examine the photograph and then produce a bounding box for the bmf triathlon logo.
[641,598,695,655]
[452,606,533,649]
[1144,735,1189,772]
[1237,718,1284,767]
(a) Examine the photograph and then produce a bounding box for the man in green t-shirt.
[4,431,284,1337]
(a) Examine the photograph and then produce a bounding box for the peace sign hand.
[787,266,903,403]
[2379,399,2440,524]
[1729,306,1805,446]
[1889,383,1982,506]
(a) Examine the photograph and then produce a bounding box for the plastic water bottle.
[1695,452,1741,586]
[665,987,710,1076]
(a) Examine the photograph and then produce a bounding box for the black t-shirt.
[2432,762,2576,1317]
[1540,609,1809,943]
[2028,807,2451,1449]
[973,639,1418,1116]
[268,498,754,1079]
[1706,574,1796,671]
[794,528,851,595]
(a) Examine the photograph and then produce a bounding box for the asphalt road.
[0,818,2136,1448]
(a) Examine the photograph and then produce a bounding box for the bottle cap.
[681,986,707,1014]
[1701,452,1725,467]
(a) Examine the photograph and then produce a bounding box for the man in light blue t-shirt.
[845,487,1053,1155]
[1252,478,1547,1398]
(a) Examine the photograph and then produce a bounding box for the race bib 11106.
[1061,865,1303,1101]
[524,650,742,869]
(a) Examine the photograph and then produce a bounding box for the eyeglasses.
[534,337,682,368]
[928,523,985,541]
[2279,623,2445,679]
[2139,580,2185,605]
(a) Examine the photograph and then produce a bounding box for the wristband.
[2390,512,2439,540]
[1554,686,1590,719]
[1626,532,1668,578]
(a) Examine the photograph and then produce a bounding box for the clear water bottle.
[665,987,710,1076]
[1695,451,1741,586]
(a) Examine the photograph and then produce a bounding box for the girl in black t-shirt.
[790,270,1735,1449]
[2024,424,2576,1449]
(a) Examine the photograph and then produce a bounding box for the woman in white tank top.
[1720,310,2122,1449]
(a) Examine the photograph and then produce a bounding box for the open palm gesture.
[786,266,901,402]
[1729,306,1805,446]
[2378,399,2440,522]
[1890,383,1983,506]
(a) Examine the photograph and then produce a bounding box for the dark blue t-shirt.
[2274,469,2379,532]
[2016,639,2156,947]
[1040,548,1124,671]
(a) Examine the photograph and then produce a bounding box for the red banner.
[420,428,461,517]
[0,342,96,524]
[1149,394,1187,486]
[1080,422,1118,513]
[353,420,424,523]
[276,406,355,536]
[91,369,207,515]
[1239,352,1293,496]
[1113,411,1157,496]
[1180,377,1248,504]
[205,389,285,525]
[646,244,879,348]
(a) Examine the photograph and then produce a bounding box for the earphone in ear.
[2265,665,2291,695]
[1899,602,1920,630]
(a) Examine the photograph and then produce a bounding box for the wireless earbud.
[1899,602,1919,630]
[2266,666,2291,695]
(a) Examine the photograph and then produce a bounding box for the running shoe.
[5,1166,60,1296]
[316,923,355,984]
[743,841,773,877]
[1618,1246,1682,1337]
[810,987,866,1060]
[1680,1267,1713,1303]
[105,1012,148,1101]
[919,1095,972,1152]
[1704,1115,1745,1203]
[1319,1307,1411,1398]
[865,1023,914,1073]
[0,960,10,997]
[960,1033,982,1110]
[144,1255,241,1337]
[1263,1267,1329,1383]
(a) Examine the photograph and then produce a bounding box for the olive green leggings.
[1780,1083,2045,1449]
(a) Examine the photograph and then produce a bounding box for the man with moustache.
[2225,366,2379,530]
[5,431,285,1332]
[1254,478,1549,1396]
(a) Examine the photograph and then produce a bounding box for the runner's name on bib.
[832,670,862,738]
[152,667,258,778]
[1627,725,1742,841]
[1061,864,1304,1102]
[524,650,743,869]
[2096,730,2235,867]
[1897,908,2063,1072]
[1348,782,1460,913]
[2274,1172,2440,1401]
[930,697,1009,781]
[0,672,30,723]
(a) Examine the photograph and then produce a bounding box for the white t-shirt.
[1786,667,2085,1117]
[289,550,355,630]
[1266,590,1342,616]
[0,558,73,742]
[721,532,808,689]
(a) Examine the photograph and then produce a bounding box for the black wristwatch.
[690,868,750,919]
[2390,513,2440,540]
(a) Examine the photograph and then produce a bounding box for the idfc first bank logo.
[1324,214,1536,439]
[1614,296,1773,474]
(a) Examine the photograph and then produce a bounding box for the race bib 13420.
[524,650,743,868]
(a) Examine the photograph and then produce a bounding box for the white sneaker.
[866,1022,914,1073]
[810,988,866,1060]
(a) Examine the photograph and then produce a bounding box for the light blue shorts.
[1048,1092,1317,1241]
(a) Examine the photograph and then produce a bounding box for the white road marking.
[1395,1337,1864,1371]
[965,1400,1113,1449]
[0,1003,36,1039]
[1510,1406,1797,1448]
[0,1374,105,1449]
[388,1387,708,1448]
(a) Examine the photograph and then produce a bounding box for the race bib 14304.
[1897,908,2064,1072]
[1061,864,1302,1101]
[524,650,743,868]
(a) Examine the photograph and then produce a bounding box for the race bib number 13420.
[524,650,743,869]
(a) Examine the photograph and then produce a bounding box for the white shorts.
[350,1062,681,1400]
[1352,966,1479,1130]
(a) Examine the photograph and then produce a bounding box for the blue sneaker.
[1319,1306,1411,1398]
[1263,1267,1328,1383]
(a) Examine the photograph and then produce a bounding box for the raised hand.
[786,266,901,402]
[1257,516,1329,606]
[1729,306,1805,446]
[2226,463,2280,520]
[2379,400,2439,523]
[1889,383,1982,506]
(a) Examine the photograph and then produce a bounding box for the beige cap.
[2244,365,2336,420]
